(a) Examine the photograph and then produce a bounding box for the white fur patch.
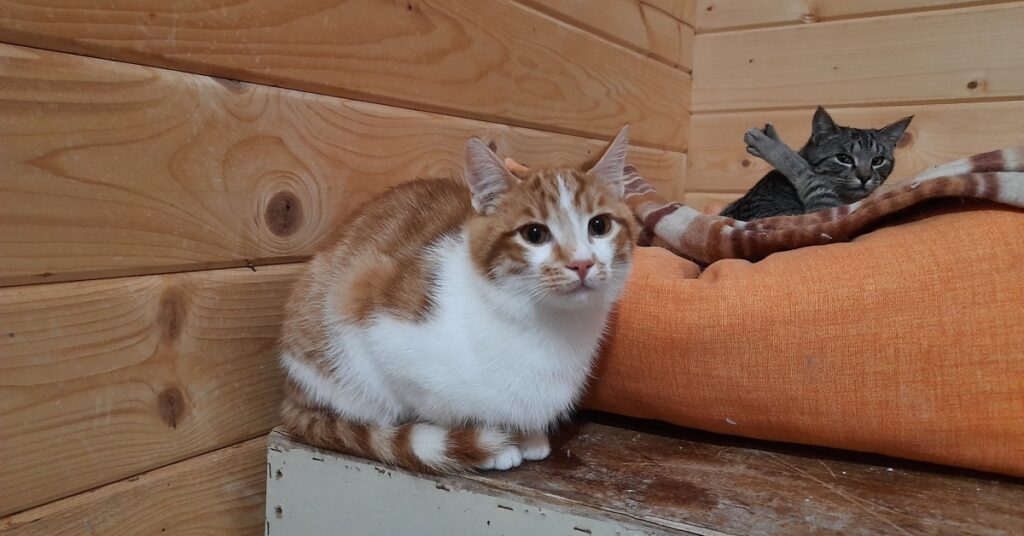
[409,423,450,467]
[476,445,523,471]
[518,434,551,461]
[995,172,1024,205]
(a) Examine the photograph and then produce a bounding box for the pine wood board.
[692,3,1024,112]
[0,438,267,536]
[0,265,296,516]
[696,0,1019,32]
[0,0,690,150]
[683,192,740,214]
[518,0,695,70]
[686,101,1024,193]
[0,43,685,287]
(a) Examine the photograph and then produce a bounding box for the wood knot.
[158,387,187,429]
[158,289,186,342]
[741,158,751,168]
[487,140,498,152]
[265,191,303,237]
[966,80,979,90]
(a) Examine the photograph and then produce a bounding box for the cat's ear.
[587,126,630,198]
[879,116,913,147]
[465,138,515,214]
[811,106,838,141]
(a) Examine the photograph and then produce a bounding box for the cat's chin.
[539,285,612,311]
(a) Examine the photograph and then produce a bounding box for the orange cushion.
[586,206,1024,477]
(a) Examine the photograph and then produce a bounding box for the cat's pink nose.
[566,260,593,281]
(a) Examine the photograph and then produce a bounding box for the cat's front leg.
[744,125,811,178]
[745,125,841,212]
[518,433,551,461]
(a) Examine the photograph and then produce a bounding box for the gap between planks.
[695,0,1021,34]
[689,95,1024,116]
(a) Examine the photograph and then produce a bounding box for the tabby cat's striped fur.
[721,107,912,220]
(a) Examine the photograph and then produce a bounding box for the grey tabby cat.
[720,107,913,220]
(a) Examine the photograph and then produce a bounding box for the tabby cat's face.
[803,108,912,203]
[463,129,637,310]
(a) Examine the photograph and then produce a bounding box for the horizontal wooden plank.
[0,43,685,287]
[692,3,1024,111]
[687,101,1024,193]
[683,191,739,213]
[0,265,295,516]
[696,0,1018,32]
[0,0,690,149]
[0,438,266,536]
[518,0,695,70]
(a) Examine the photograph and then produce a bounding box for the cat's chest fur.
[322,234,611,432]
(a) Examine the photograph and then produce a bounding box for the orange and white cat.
[279,127,637,473]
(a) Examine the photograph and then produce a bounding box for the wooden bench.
[265,414,1024,535]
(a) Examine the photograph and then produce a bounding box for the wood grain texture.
[696,0,1019,31]
[0,265,295,516]
[0,0,690,149]
[646,0,697,27]
[692,3,1024,111]
[0,43,685,287]
[687,101,1024,193]
[683,192,739,213]
[518,0,695,70]
[272,416,1024,535]
[0,438,266,536]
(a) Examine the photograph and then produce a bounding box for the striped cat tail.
[280,395,512,474]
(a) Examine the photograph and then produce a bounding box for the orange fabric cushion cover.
[585,207,1024,477]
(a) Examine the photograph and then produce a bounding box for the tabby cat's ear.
[811,106,838,142]
[587,126,630,198]
[879,116,913,147]
[465,138,515,214]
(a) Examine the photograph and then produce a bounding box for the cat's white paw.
[476,446,523,471]
[519,434,551,461]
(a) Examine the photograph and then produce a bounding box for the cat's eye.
[835,154,854,165]
[588,214,612,237]
[519,223,550,245]
[871,156,886,166]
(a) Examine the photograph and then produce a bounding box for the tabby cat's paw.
[744,127,769,159]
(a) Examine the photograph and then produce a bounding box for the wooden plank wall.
[0,2,693,534]
[686,0,1024,212]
